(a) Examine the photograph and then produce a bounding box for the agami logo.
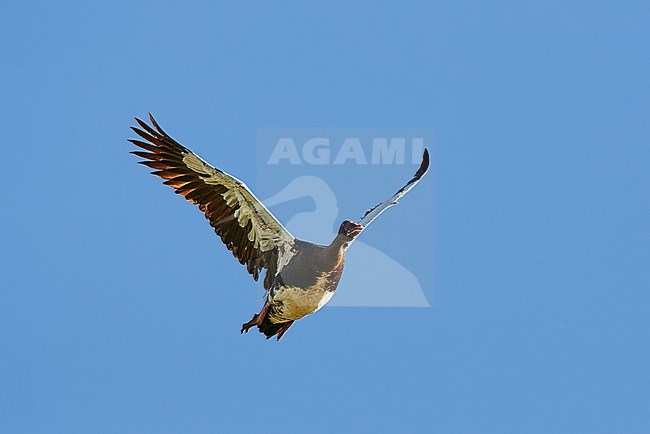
[267,137,427,165]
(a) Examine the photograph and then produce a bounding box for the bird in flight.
[129,114,430,340]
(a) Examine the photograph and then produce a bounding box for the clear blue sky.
[1,1,648,433]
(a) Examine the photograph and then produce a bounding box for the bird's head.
[338,220,364,240]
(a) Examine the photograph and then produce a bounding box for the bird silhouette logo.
[263,176,430,307]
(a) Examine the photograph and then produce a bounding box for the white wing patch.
[182,151,296,272]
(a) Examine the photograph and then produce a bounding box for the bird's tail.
[257,316,287,339]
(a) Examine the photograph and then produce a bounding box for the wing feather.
[353,148,430,241]
[130,114,295,290]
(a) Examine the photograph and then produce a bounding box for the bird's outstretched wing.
[355,148,430,236]
[129,114,295,290]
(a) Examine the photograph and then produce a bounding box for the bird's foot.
[276,320,295,341]
[240,300,270,334]
[240,314,260,334]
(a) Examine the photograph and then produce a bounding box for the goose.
[129,114,430,340]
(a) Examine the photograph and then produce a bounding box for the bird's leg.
[241,300,270,334]
[275,320,295,341]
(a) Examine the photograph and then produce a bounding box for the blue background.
[1,1,648,433]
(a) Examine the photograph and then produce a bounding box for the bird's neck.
[328,234,351,251]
